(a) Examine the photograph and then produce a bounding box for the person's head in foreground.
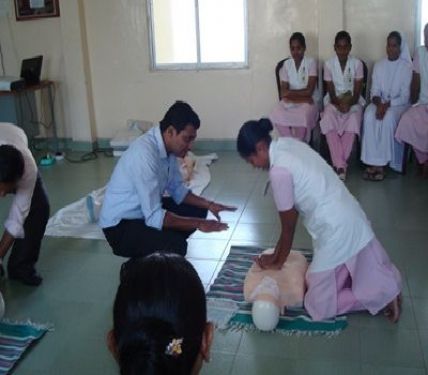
[237,118,274,170]
[108,252,213,375]
[0,145,24,197]
[160,101,200,158]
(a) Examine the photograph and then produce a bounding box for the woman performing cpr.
[236,118,401,322]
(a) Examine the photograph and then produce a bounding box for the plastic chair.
[275,58,290,100]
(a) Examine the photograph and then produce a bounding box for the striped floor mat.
[207,246,347,336]
[0,320,52,374]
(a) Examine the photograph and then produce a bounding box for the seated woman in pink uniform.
[269,32,320,143]
[237,118,401,322]
[320,31,365,181]
[396,23,428,178]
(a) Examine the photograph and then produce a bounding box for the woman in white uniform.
[236,118,401,322]
[361,31,412,180]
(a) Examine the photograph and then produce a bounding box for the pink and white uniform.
[320,56,365,169]
[396,46,428,164]
[269,57,320,142]
[269,137,401,320]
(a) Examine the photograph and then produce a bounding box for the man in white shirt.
[0,123,50,286]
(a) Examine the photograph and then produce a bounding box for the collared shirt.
[0,123,38,238]
[323,55,366,107]
[99,125,189,230]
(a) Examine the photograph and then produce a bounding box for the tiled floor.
[0,150,427,374]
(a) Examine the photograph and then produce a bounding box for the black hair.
[387,31,402,46]
[0,145,25,183]
[113,253,206,375]
[236,118,273,158]
[335,30,351,45]
[159,101,200,133]
[289,32,306,48]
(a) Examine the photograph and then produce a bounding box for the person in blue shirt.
[100,101,235,257]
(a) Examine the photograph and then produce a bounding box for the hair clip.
[165,338,183,357]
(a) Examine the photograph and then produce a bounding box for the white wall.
[0,0,418,144]
[344,0,417,68]
[84,0,319,140]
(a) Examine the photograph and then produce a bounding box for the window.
[147,0,247,70]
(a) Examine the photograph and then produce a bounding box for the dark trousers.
[8,175,50,276]
[102,197,208,258]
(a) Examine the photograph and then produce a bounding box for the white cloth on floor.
[45,152,218,240]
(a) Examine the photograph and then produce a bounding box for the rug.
[0,320,52,374]
[45,152,217,240]
[207,246,347,336]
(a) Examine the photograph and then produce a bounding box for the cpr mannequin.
[244,248,308,331]
[178,152,196,182]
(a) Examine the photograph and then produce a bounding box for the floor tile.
[186,239,229,260]
[359,327,424,368]
[361,364,426,375]
[188,259,220,284]
[231,354,298,375]
[295,328,361,362]
[237,331,298,359]
[296,359,361,375]
[201,352,235,375]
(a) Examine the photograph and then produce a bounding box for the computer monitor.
[20,55,43,85]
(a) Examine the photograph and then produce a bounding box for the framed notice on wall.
[15,0,60,21]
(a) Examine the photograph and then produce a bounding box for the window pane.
[198,0,246,63]
[152,0,197,64]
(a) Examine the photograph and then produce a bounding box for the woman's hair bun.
[259,118,273,133]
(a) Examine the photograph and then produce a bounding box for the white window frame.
[146,0,248,71]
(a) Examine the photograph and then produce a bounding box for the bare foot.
[383,295,401,323]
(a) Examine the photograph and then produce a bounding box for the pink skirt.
[304,237,401,321]
[320,103,363,136]
[269,102,318,142]
[395,105,428,153]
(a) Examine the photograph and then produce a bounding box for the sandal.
[363,168,375,180]
[362,170,371,180]
[363,170,385,181]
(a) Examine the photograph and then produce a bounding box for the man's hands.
[173,194,237,233]
[195,200,236,232]
[198,219,229,232]
[207,201,237,221]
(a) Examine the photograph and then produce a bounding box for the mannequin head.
[244,249,309,331]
